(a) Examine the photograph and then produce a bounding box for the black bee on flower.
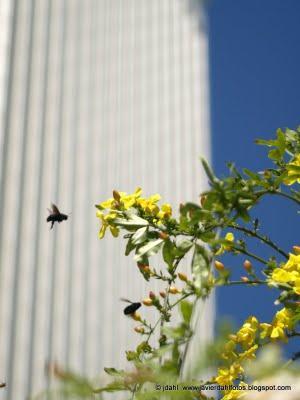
[47,203,68,229]
[121,298,141,315]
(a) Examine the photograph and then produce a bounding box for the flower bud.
[134,326,145,334]
[149,291,156,300]
[159,231,169,240]
[132,312,141,321]
[214,260,225,271]
[142,298,153,306]
[178,272,188,282]
[243,260,252,272]
[159,290,166,298]
[138,263,151,273]
[293,246,300,255]
[241,276,249,282]
[169,286,182,295]
[200,195,207,207]
[113,190,121,202]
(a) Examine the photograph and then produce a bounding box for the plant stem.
[257,189,300,206]
[179,297,202,379]
[234,246,268,265]
[225,280,266,286]
[228,223,288,259]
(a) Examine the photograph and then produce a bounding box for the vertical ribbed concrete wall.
[0,1,212,398]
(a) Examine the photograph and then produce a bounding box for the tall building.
[0,1,212,398]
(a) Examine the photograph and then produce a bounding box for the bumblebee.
[47,203,68,229]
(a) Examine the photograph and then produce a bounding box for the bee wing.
[120,298,132,304]
[51,203,60,215]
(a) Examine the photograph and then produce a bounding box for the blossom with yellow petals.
[137,194,161,215]
[216,232,235,255]
[96,210,119,239]
[233,316,259,349]
[238,344,258,360]
[215,363,243,385]
[284,154,300,185]
[260,307,294,342]
[157,203,172,220]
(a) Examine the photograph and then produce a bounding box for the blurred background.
[0,1,211,398]
[1,0,300,398]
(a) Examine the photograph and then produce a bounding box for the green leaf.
[136,341,152,355]
[180,300,193,325]
[162,239,176,267]
[191,244,210,296]
[134,238,163,261]
[125,238,135,256]
[201,157,218,183]
[285,128,298,141]
[255,138,277,147]
[176,239,193,255]
[95,381,127,393]
[162,325,186,340]
[131,226,148,245]
[104,368,125,377]
[114,214,149,227]
[268,148,282,161]
[243,168,262,182]
[126,351,138,361]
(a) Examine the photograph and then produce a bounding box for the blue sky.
[207,0,300,352]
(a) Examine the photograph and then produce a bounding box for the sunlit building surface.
[0,1,212,398]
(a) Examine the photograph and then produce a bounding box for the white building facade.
[0,1,212,398]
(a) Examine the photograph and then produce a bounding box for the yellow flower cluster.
[271,252,300,295]
[215,308,295,399]
[260,307,294,342]
[214,317,259,399]
[284,154,300,185]
[96,188,172,238]
[215,362,244,386]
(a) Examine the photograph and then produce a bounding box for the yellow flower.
[215,363,243,385]
[137,194,161,215]
[271,268,294,283]
[275,307,294,330]
[97,187,142,211]
[96,210,119,239]
[221,340,237,361]
[216,232,235,255]
[260,323,272,339]
[270,253,300,292]
[284,253,300,273]
[269,326,285,340]
[239,344,258,360]
[157,203,172,219]
[284,154,300,185]
[260,308,294,341]
[235,316,259,348]
[119,187,142,209]
[99,197,116,210]
[293,278,300,295]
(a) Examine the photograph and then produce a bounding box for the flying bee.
[47,203,68,229]
[121,298,141,315]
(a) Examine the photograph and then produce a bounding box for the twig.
[228,223,288,259]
